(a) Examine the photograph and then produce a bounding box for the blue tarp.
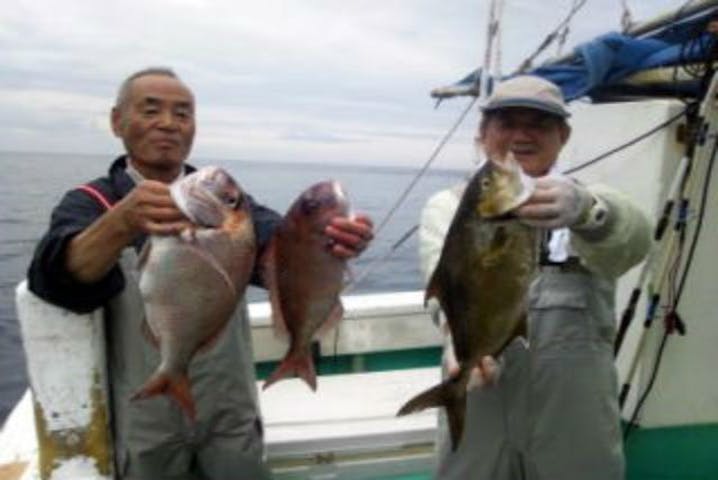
[534,31,712,100]
[439,6,717,101]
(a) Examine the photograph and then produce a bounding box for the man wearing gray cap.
[419,75,651,479]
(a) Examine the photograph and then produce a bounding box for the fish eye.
[480,177,492,190]
[301,198,320,214]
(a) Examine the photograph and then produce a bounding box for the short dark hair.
[115,67,179,109]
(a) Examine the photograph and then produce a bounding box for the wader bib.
[109,249,270,480]
[434,266,624,480]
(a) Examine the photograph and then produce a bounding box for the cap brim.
[481,98,571,118]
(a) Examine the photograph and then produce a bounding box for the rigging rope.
[624,119,716,439]
[516,0,589,73]
[346,0,507,293]
[347,0,710,295]
[620,0,634,32]
[344,96,478,293]
[563,106,690,174]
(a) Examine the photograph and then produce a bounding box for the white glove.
[514,175,594,229]
[442,330,500,391]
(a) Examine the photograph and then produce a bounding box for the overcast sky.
[1,0,679,169]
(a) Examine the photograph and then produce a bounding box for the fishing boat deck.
[263,367,438,478]
[1,367,440,480]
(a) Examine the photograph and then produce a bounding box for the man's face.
[111,74,195,180]
[478,108,570,178]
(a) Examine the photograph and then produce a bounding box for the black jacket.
[27,156,281,313]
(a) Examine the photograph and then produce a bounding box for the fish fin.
[137,241,151,271]
[397,374,467,451]
[494,314,528,357]
[315,300,344,337]
[263,351,317,392]
[141,320,160,348]
[183,242,237,298]
[515,314,528,339]
[131,370,196,422]
[195,322,231,354]
[261,238,289,337]
[424,270,442,307]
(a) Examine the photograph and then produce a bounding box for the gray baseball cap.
[481,75,570,118]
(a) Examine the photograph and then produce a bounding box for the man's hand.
[114,180,191,238]
[66,180,190,283]
[443,331,500,390]
[514,175,594,229]
[324,213,374,259]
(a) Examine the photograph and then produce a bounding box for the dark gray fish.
[398,153,538,450]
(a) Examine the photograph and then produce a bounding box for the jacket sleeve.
[570,183,653,279]
[419,187,461,282]
[246,195,282,288]
[419,187,462,326]
[27,188,126,313]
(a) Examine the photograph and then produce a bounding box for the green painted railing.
[255,346,442,380]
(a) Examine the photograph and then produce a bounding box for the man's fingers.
[466,356,500,391]
[136,179,173,194]
[352,213,374,230]
[144,206,187,222]
[328,216,374,240]
[325,225,365,249]
[524,188,556,205]
[515,202,561,220]
[479,356,499,383]
[329,243,356,259]
[325,214,374,258]
[144,220,191,236]
[130,181,177,207]
[145,194,179,209]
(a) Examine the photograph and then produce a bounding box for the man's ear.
[110,107,122,137]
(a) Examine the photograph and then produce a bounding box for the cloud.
[0,0,683,167]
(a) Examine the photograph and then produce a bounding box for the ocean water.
[0,150,464,425]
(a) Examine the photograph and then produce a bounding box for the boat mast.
[479,0,504,100]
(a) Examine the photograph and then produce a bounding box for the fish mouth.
[510,167,535,207]
[331,181,349,211]
[331,181,345,200]
[172,184,222,226]
[478,156,535,218]
[490,172,534,217]
[170,167,241,226]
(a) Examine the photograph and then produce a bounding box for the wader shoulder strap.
[76,184,114,211]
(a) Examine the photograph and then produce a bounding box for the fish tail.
[131,371,196,421]
[263,351,317,391]
[397,375,467,450]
